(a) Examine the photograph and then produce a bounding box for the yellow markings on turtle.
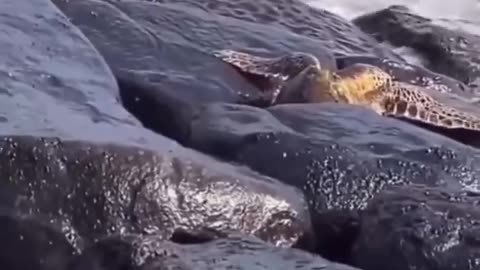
[313,63,480,131]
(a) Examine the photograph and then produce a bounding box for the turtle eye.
[385,78,393,86]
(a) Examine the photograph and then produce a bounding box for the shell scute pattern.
[384,82,480,130]
[339,64,480,131]
[370,67,392,90]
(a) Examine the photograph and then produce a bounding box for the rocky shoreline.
[1,0,480,269]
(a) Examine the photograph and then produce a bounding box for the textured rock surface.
[352,184,480,270]
[188,102,480,261]
[69,233,361,270]
[0,135,313,252]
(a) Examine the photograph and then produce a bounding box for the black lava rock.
[187,102,480,262]
[0,214,76,270]
[69,233,361,270]
[0,135,313,252]
[352,184,480,270]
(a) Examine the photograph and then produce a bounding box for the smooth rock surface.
[144,0,402,59]
[69,233,361,270]
[352,184,480,270]
[0,0,156,145]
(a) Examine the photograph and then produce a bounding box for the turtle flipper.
[214,49,321,81]
[380,82,480,131]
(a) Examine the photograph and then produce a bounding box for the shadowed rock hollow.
[0,215,76,270]
[69,233,360,270]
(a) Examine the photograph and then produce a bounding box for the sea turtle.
[214,49,323,105]
[214,49,480,137]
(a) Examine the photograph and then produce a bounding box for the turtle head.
[275,65,337,104]
[331,63,392,105]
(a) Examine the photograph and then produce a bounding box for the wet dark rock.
[4,0,316,256]
[50,0,408,142]
[145,0,403,60]
[353,5,480,88]
[0,0,158,145]
[187,102,480,262]
[69,233,361,270]
[8,0,480,269]
[352,184,480,270]
[115,74,196,145]
[68,235,132,270]
[0,135,313,252]
[0,214,75,270]
[53,0,402,60]
[51,0,339,142]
